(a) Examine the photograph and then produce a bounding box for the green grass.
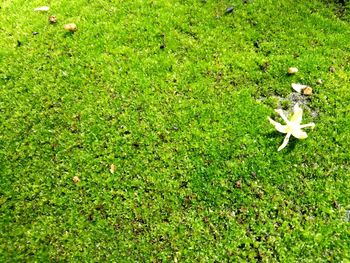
[1,0,350,261]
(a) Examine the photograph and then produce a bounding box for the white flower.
[291,83,308,93]
[268,103,315,151]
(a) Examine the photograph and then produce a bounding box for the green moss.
[0,0,349,261]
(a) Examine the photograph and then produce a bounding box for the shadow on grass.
[63,32,76,38]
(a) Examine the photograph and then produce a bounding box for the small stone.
[316,79,323,85]
[49,15,57,24]
[329,66,336,73]
[303,87,313,96]
[225,6,234,14]
[287,67,298,74]
[32,32,39,35]
[64,23,77,32]
[73,176,80,183]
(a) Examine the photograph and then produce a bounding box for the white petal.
[34,6,49,11]
[268,117,288,134]
[290,103,303,124]
[278,133,291,151]
[274,109,290,124]
[291,83,308,93]
[291,128,308,139]
[299,122,315,129]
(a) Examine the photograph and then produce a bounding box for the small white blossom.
[268,103,315,151]
[291,83,308,93]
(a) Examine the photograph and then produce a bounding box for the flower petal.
[268,117,288,133]
[299,122,315,129]
[291,128,307,139]
[290,103,303,124]
[274,109,290,124]
[278,133,291,151]
[291,83,308,93]
[34,6,49,11]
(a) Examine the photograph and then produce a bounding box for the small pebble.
[316,79,323,85]
[32,32,39,35]
[64,23,77,32]
[49,15,57,24]
[303,87,313,96]
[73,176,80,183]
[287,67,298,74]
[329,66,336,73]
[225,6,234,14]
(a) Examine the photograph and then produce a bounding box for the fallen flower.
[268,103,315,151]
[34,6,49,11]
[291,83,308,93]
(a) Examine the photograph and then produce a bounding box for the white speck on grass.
[345,210,350,222]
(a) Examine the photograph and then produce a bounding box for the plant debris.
[291,83,308,93]
[303,87,313,96]
[288,67,298,74]
[49,16,57,24]
[73,176,80,183]
[34,6,49,11]
[64,23,77,32]
[110,164,116,174]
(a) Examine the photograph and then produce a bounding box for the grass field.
[1,0,350,261]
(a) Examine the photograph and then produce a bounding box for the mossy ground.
[1,0,350,261]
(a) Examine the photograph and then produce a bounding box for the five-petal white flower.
[268,103,315,151]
